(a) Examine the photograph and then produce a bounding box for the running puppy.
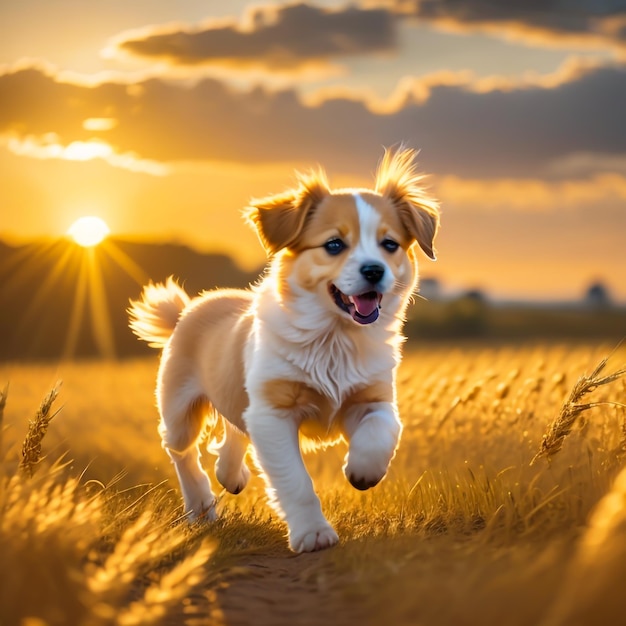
[128,147,440,552]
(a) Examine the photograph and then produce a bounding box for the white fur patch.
[332,193,394,297]
[353,193,383,263]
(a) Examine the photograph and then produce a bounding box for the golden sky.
[1,0,625,301]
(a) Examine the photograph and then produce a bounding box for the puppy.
[128,147,440,552]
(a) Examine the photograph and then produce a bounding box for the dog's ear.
[245,169,330,255]
[375,146,440,260]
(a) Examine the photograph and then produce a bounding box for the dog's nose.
[360,263,385,285]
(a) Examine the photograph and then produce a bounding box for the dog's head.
[245,147,440,326]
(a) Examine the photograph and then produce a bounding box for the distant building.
[419,277,441,301]
[584,282,612,308]
[463,289,487,304]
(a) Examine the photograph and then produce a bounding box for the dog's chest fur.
[257,324,397,449]
[281,324,394,407]
[252,279,398,401]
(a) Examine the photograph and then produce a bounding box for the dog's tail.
[128,276,190,348]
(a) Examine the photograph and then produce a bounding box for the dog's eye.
[381,239,399,253]
[324,238,347,255]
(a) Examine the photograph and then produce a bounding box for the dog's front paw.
[343,412,400,491]
[289,521,339,553]
[344,453,388,491]
[216,460,251,495]
[347,471,384,491]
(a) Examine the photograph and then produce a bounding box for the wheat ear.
[531,357,626,465]
[20,381,63,478]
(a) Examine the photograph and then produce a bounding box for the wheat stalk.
[20,381,63,478]
[0,382,7,458]
[531,357,626,465]
[0,382,7,418]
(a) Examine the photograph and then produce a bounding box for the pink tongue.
[351,294,379,317]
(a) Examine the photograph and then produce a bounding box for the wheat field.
[1,341,625,626]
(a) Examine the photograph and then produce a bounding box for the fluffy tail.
[128,277,190,348]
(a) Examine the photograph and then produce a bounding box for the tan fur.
[245,170,330,254]
[157,289,252,446]
[263,380,336,445]
[341,381,394,411]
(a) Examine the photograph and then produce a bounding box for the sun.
[68,216,110,247]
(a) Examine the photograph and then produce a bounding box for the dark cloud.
[413,0,625,23]
[1,63,625,179]
[404,0,626,46]
[116,3,396,69]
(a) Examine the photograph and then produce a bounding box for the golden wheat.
[531,356,626,465]
[1,343,625,626]
[19,381,62,478]
[1,379,221,626]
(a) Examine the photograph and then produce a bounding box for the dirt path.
[211,552,367,626]
[182,532,574,626]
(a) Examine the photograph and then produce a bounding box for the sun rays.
[64,239,150,359]
[4,229,150,359]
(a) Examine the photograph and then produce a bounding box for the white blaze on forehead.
[333,192,394,297]
[353,193,384,262]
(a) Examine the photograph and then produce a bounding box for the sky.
[1,0,626,302]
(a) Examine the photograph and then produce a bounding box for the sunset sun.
[68,216,110,247]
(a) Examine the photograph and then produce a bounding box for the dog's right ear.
[244,170,330,255]
[375,146,440,260]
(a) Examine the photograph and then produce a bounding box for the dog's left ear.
[244,169,330,255]
[375,146,440,260]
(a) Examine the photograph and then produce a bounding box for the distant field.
[405,299,626,340]
[1,341,626,625]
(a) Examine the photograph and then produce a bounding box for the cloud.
[113,0,626,73]
[435,173,626,212]
[400,0,626,53]
[546,151,626,177]
[112,3,396,72]
[0,61,625,179]
[5,134,167,175]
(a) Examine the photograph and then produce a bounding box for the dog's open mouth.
[329,284,383,325]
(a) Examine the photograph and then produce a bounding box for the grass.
[1,341,625,625]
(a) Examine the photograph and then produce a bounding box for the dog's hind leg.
[159,392,218,521]
[214,419,251,495]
